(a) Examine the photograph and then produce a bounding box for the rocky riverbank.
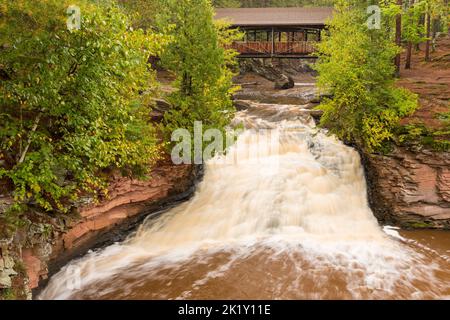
[232,59,449,231]
[365,35,449,229]
[0,161,202,299]
[1,54,448,299]
[361,145,450,229]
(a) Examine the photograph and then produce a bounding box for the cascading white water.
[39,103,450,300]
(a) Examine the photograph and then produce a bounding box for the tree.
[404,0,422,69]
[425,1,432,60]
[424,0,448,61]
[156,0,240,159]
[395,0,403,75]
[315,0,417,152]
[116,0,161,29]
[0,0,167,211]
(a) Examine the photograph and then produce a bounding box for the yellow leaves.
[31,184,41,193]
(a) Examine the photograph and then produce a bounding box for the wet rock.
[0,256,17,289]
[300,109,324,119]
[309,93,333,104]
[150,98,172,122]
[274,74,295,90]
[0,271,12,288]
[25,163,202,295]
[233,100,252,111]
[361,146,450,229]
[240,59,294,90]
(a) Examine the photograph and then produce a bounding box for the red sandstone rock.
[364,147,450,229]
[22,249,43,290]
[22,163,198,290]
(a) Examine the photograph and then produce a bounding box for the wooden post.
[271,27,275,56]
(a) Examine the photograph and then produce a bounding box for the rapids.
[39,102,450,300]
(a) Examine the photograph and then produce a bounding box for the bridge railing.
[226,41,318,56]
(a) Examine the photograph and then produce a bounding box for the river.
[39,102,450,300]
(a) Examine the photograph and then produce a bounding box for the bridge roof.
[214,7,334,27]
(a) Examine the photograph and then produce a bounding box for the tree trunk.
[431,18,440,52]
[416,13,425,51]
[425,12,431,61]
[405,42,413,69]
[405,0,415,69]
[395,0,403,76]
[18,111,43,165]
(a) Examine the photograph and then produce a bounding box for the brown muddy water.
[39,103,450,300]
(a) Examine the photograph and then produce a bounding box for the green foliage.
[384,0,449,46]
[315,0,418,152]
[0,203,29,237]
[397,123,450,151]
[156,0,240,155]
[0,0,165,212]
[0,288,16,300]
[116,0,161,29]
[402,0,428,45]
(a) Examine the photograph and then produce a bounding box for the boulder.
[233,100,252,111]
[274,75,295,90]
[0,256,17,289]
[150,98,172,122]
[240,59,294,90]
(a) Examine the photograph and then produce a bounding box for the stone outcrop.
[150,98,172,122]
[362,146,450,229]
[239,59,295,90]
[274,74,295,90]
[0,254,16,289]
[13,162,202,295]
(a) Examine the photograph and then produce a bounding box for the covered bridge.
[215,7,333,58]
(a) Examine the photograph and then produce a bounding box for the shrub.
[156,0,240,157]
[315,0,418,152]
[0,0,166,211]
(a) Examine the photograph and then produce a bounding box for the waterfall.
[39,103,450,300]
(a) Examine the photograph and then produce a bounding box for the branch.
[18,110,44,164]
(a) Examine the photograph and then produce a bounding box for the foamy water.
[39,103,450,300]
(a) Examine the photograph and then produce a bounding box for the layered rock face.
[239,59,295,90]
[233,63,450,230]
[363,147,450,229]
[23,163,201,292]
